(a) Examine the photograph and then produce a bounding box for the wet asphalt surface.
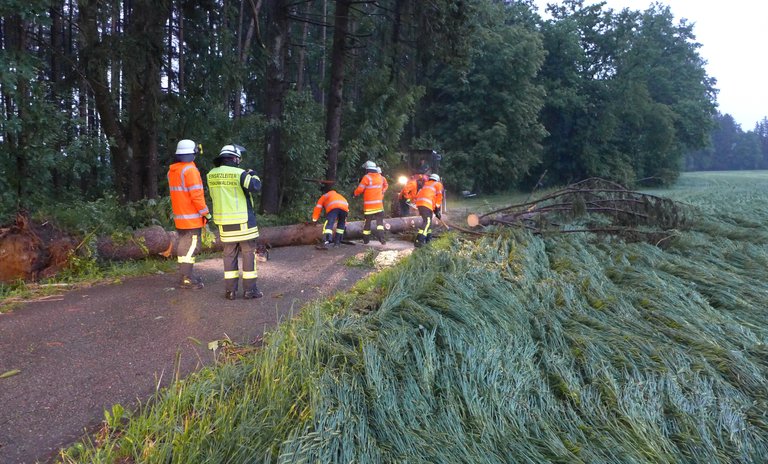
[0,243,393,463]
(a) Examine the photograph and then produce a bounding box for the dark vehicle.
[396,149,441,179]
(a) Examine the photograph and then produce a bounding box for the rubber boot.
[414,235,426,248]
[316,233,331,250]
[426,233,433,243]
[243,279,264,299]
[180,275,204,289]
[376,228,387,245]
[333,231,344,247]
[225,280,238,300]
[179,263,204,289]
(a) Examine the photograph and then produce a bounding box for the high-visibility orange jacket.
[168,161,209,229]
[415,179,444,211]
[312,190,349,221]
[399,175,424,202]
[353,172,388,214]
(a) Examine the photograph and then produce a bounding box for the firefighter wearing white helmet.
[414,172,444,247]
[167,139,211,289]
[207,143,264,300]
[354,160,388,244]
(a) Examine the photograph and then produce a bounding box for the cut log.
[102,216,426,261]
[96,225,174,261]
[0,215,429,282]
[256,215,423,248]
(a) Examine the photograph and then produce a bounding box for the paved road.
[0,243,390,463]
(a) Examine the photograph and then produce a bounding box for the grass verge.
[58,171,768,462]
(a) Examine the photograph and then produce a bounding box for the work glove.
[203,214,216,235]
[434,207,441,219]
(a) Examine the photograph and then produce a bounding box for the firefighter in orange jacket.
[414,173,444,247]
[398,173,426,216]
[312,186,349,249]
[168,139,211,288]
[353,161,388,244]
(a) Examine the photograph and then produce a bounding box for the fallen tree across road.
[0,215,428,283]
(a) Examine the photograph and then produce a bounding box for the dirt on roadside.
[0,241,412,464]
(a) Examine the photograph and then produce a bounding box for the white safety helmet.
[175,139,197,155]
[218,144,243,159]
[361,160,377,170]
[175,139,198,162]
[375,166,382,173]
[429,173,440,182]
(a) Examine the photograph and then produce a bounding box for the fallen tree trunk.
[117,216,425,260]
[0,215,434,282]
[97,225,174,261]
[257,215,423,248]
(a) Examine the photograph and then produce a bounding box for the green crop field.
[61,172,768,463]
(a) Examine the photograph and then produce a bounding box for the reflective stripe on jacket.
[353,172,388,214]
[207,165,261,242]
[168,161,209,229]
[415,180,444,210]
[313,190,349,221]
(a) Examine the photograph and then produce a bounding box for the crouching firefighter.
[312,185,349,249]
[398,173,426,216]
[414,173,444,247]
[207,144,264,300]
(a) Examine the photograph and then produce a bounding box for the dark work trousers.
[362,211,386,243]
[176,228,202,280]
[323,209,348,244]
[399,198,412,217]
[222,238,258,294]
[417,206,433,243]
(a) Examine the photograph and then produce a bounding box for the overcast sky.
[533,0,768,130]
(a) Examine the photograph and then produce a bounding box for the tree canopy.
[1,0,751,225]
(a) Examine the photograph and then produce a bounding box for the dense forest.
[685,115,768,171]
[0,0,757,227]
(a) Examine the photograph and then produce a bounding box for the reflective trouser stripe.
[177,229,199,264]
[421,217,432,237]
[323,219,332,235]
[363,211,385,239]
[223,240,257,292]
[419,206,432,237]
